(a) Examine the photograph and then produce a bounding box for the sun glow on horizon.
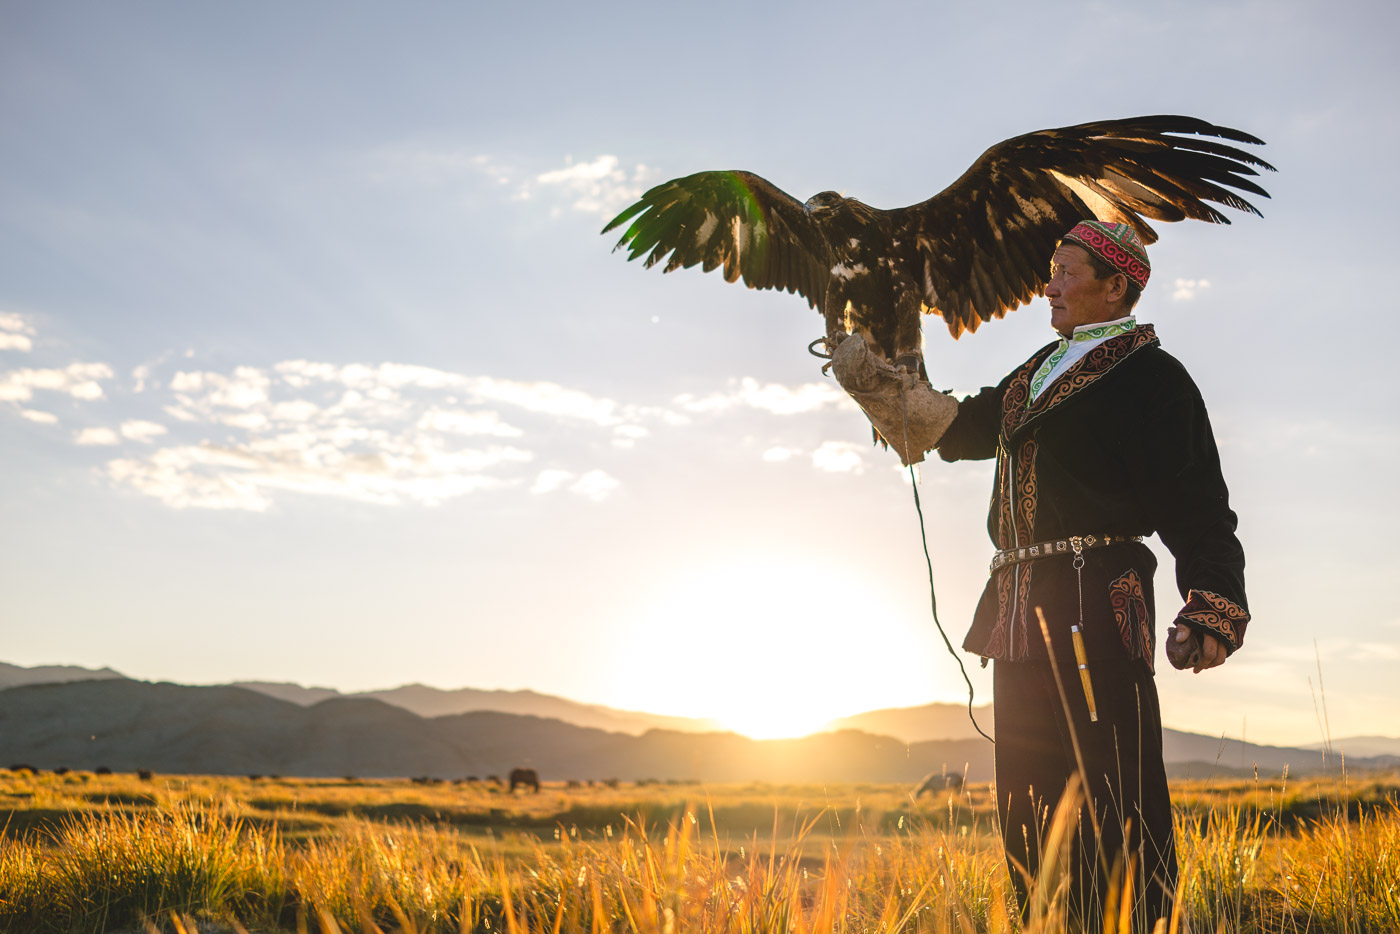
[610,557,940,740]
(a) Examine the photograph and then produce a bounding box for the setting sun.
[610,556,940,739]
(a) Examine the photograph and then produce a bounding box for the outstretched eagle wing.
[898,116,1275,337]
[602,170,832,311]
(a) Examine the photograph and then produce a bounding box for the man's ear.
[1108,272,1128,303]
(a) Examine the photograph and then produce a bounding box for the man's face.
[1045,244,1124,336]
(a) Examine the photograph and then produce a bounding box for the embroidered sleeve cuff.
[1175,590,1250,654]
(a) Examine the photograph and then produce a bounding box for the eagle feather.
[602,115,1274,353]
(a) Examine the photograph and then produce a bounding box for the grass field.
[2,768,1397,933]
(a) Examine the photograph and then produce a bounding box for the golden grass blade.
[315,907,343,934]
[1115,852,1137,934]
[1028,772,1083,929]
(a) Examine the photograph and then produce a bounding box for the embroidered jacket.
[936,323,1250,668]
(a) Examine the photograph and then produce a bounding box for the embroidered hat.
[1060,220,1151,290]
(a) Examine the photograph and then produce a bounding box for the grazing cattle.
[914,772,964,796]
[509,767,540,793]
[137,769,154,781]
[95,766,112,775]
[566,780,582,789]
[53,767,71,776]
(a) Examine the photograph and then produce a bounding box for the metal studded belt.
[989,534,1143,574]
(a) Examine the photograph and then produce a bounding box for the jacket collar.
[1000,323,1159,441]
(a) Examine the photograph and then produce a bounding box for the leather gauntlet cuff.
[1175,589,1250,655]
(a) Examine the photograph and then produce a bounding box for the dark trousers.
[993,658,1178,931]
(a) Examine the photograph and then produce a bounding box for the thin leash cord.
[899,381,994,745]
[906,463,994,744]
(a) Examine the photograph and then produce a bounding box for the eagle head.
[802,190,845,218]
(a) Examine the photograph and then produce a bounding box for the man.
[935,220,1250,930]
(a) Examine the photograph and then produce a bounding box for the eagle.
[602,115,1274,373]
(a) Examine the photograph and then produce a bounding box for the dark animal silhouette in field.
[137,769,154,781]
[509,767,540,793]
[914,772,964,796]
[95,766,112,775]
[7,764,37,774]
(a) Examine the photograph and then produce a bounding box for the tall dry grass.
[3,775,1398,933]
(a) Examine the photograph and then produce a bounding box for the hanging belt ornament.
[1069,536,1099,722]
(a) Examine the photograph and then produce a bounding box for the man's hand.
[1171,625,1226,673]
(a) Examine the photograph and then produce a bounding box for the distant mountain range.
[1301,736,1400,758]
[0,679,992,782]
[2,662,1396,781]
[1,662,723,735]
[0,661,126,688]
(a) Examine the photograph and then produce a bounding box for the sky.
[2,0,1397,745]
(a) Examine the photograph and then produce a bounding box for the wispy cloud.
[75,427,120,446]
[530,468,620,502]
[106,440,532,511]
[5,319,886,510]
[673,377,855,417]
[120,420,168,443]
[1172,278,1211,301]
[0,312,35,352]
[416,408,523,437]
[90,357,649,511]
[610,424,648,449]
[0,363,112,402]
[534,155,658,219]
[812,440,865,474]
[272,360,651,427]
[367,147,658,220]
